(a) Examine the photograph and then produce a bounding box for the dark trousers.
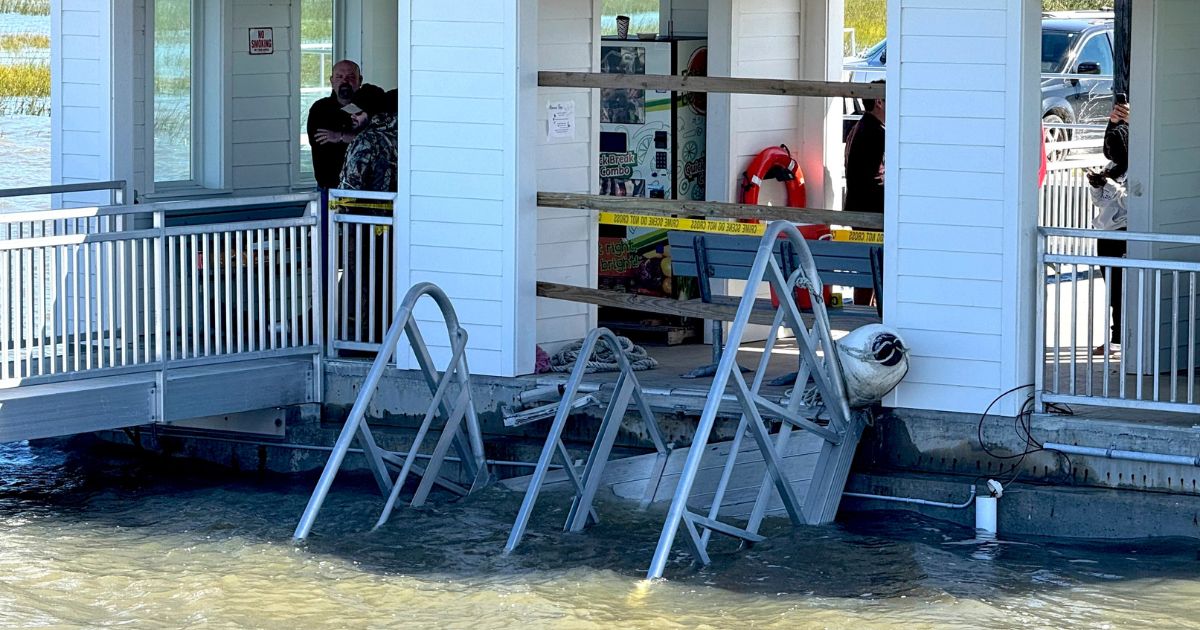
[1097,232,1127,344]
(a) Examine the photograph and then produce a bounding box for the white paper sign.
[547,100,575,140]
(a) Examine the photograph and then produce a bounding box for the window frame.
[146,0,208,194]
[293,0,341,190]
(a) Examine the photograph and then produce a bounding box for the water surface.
[2,440,1199,628]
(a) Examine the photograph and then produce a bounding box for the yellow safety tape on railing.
[598,212,766,236]
[831,229,884,244]
[329,198,394,212]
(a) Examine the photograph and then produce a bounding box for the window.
[152,0,195,184]
[1041,30,1079,74]
[1076,33,1113,76]
[600,1,660,37]
[299,0,336,180]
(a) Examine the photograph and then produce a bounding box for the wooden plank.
[538,71,885,100]
[537,281,780,326]
[537,192,884,230]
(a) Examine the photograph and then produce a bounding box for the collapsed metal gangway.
[293,282,490,539]
[505,221,869,579]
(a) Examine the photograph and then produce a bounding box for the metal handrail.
[0,180,127,205]
[294,282,490,540]
[1035,228,1199,415]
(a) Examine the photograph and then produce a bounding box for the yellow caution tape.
[329,198,394,212]
[598,212,767,236]
[831,229,884,244]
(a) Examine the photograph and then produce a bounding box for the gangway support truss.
[644,221,867,579]
[505,327,672,553]
[294,283,490,540]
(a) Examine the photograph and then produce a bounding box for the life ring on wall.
[742,144,806,208]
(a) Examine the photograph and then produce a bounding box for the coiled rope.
[549,336,659,373]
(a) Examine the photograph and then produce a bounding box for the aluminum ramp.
[505,221,870,579]
[0,356,318,444]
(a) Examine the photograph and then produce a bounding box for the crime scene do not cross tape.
[597,212,885,243]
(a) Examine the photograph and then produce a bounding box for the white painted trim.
[288,0,302,190]
[1001,0,1041,417]
[882,0,901,336]
[705,0,732,205]
[1128,0,1154,237]
[394,0,414,370]
[111,1,136,197]
[513,0,540,374]
[49,0,62,201]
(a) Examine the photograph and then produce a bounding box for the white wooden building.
[48,0,1199,421]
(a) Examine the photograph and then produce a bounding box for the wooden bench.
[665,230,882,377]
[666,231,882,315]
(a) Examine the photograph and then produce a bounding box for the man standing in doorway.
[306,59,363,328]
[844,79,885,308]
[308,59,363,189]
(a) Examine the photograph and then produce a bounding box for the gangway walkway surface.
[0,194,323,444]
[506,221,871,579]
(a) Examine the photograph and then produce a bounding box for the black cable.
[976,384,1035,461]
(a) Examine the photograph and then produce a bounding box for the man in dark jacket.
[844,79,885,307]
[339,85,398,192]
[844,80,885,215]
[307,60,363,189]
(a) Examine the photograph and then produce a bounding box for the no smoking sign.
[249,28,274,55]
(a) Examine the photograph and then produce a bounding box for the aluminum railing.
[1038,154,1108,256]
[1037,227,1200,415]
[327,189,397,357]
[0,194,321,387]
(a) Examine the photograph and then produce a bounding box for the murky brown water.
[3,440,1200,628]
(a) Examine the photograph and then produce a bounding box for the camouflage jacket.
[339,113,398,193]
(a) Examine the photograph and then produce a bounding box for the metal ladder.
[644,221,866,579]
[294,282,490,540]
[505,327,672,552]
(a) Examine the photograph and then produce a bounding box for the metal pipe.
[151,431,555,469]
[1044,442,1200,467]
[843,485,976,510]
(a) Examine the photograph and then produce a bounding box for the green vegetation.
[0,0,49,15]
[602,0,658,17]
[845,0,1115,56]
[0,33,48,51]
[1042,0,1113,11]
[845,0,886,55]
[0,62,48,115]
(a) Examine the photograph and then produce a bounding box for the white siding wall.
[230,0,294,195]
[726,1,801,204]
[884,0,1040,416]
[397,0,537,376]
[535,0,596,355]
[52,0,115,206]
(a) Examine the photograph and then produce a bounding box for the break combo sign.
[249,28,274,55]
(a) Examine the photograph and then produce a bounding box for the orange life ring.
[742,145,806,207]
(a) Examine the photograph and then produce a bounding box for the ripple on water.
[2,440,1200,628]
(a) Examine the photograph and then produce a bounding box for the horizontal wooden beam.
[538,71,884,100]
[536,192,883,230]
[536,281,780,326]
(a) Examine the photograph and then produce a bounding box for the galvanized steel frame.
[294,282,491,540]
[504,327,672,553]
[645,221,859,580]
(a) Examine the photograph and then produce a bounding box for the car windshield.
[858,39,885,61]
[1042,30,1080,73]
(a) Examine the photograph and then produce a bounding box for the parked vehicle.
[843,12,1115,158]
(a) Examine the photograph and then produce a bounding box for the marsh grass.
[0,0,48,15]
[845,0,886,55]
[0,33,48,52]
